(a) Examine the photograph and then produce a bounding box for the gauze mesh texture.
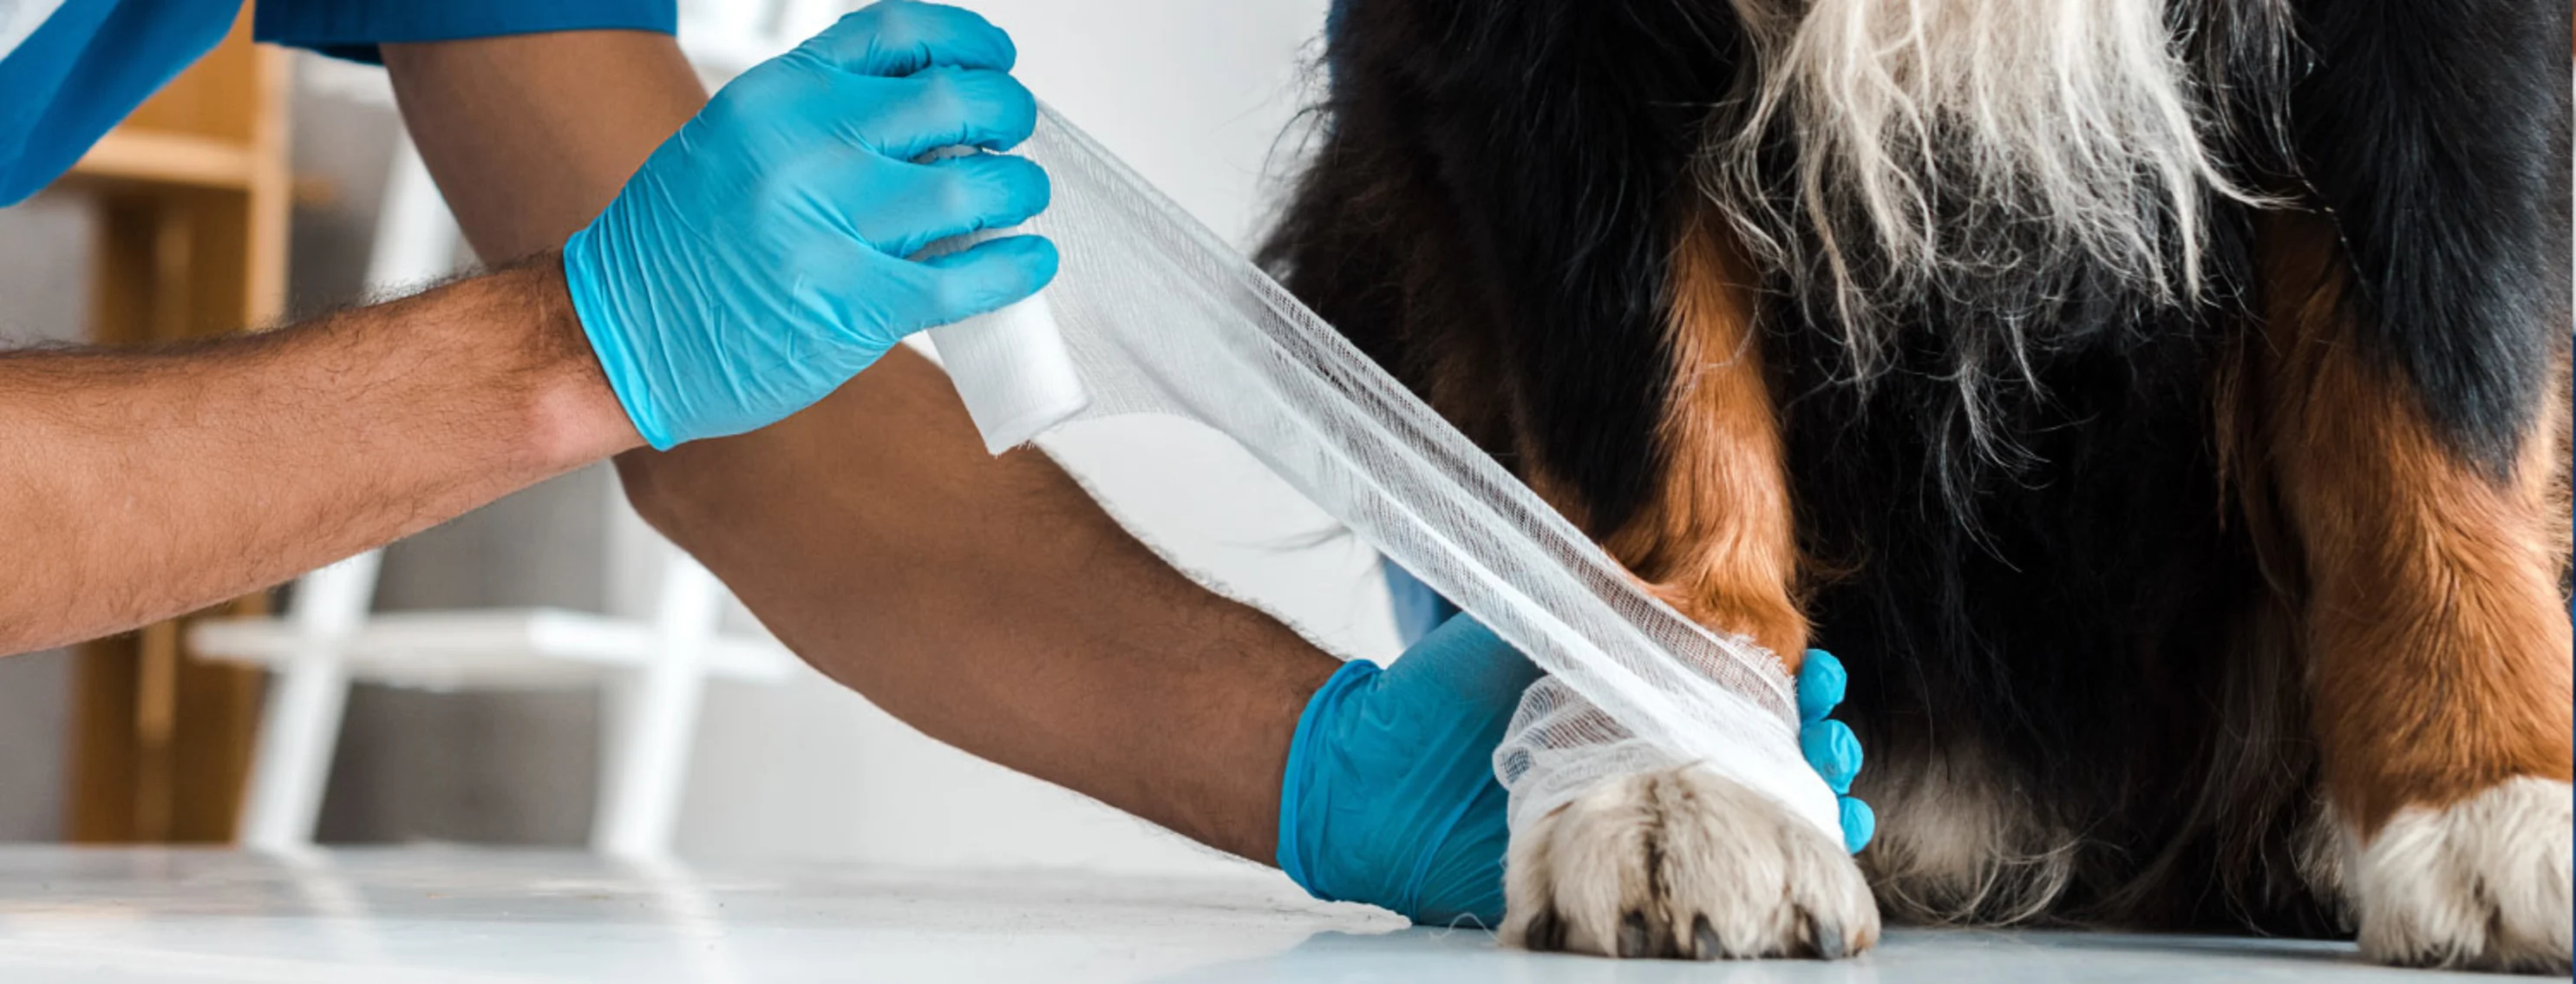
[940,106,1843,843]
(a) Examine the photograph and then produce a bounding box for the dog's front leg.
[2256,209,2573,974]
[2264,1,2573,968]
[1499,212,1877,961]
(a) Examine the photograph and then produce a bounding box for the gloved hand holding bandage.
[563,0,1058,449]
[1279,615,1873,926]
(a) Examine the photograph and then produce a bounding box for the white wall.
[0,192,93,842]
[671,0,1395,877]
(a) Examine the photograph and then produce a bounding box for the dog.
[1261,0,2573,970]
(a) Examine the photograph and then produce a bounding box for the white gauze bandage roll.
[930,288,1089,455]
[919,143,1095,454]
[934,105,1841,844]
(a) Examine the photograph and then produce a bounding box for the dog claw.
[1618,910,1653,958]
[1812,915,1847,960]
[1692,915,1723,961]
[1520,906,1565,952]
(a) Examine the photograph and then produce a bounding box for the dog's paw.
[1498,764,1878,959]
[2355,777,2572,974]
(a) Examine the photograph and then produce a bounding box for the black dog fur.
[1260,0,2571,935]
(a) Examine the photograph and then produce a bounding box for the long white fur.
[1714,0,2265,404]
[2353,777,2574,973]
[1857,739,2079,926]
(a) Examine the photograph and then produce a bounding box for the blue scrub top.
[0,0,675,207]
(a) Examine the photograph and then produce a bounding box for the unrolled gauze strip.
[938,105,1842,844]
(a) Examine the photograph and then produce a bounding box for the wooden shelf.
[62,2,290,847]
[69,128,262,190]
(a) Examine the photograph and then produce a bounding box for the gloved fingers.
[1380,614,1545,705]
[1799,718,1862,795]
[905,234,1062,325]
[849,154,1051,259]
[832,68,1040,160]
[1792,650,1871,853]
[795,1,1017,77]
[1838,796,1876,854]
[1795,648,1847,725]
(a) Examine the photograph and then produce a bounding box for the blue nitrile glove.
[562,1,1058,449]
[1281,614,1876,926]
[1279,615,1540,927]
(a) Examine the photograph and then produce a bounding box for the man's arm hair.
[0,30,685,655]
[0,259,639,653]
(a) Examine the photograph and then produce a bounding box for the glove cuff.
[560,224,678,451]
[1277,658,1380,901]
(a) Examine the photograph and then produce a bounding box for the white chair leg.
[239,550,382,852]
[592,555,724,858]
[363,133,461,295]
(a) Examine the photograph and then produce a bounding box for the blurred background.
[0,0,1399,882]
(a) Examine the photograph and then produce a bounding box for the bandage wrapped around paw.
[1277,619,1872,925]
[929,104,1851,863]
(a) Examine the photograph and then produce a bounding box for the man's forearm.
[620,349,1341,860]
[382,30,1343,860]
[0,261,636,653]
